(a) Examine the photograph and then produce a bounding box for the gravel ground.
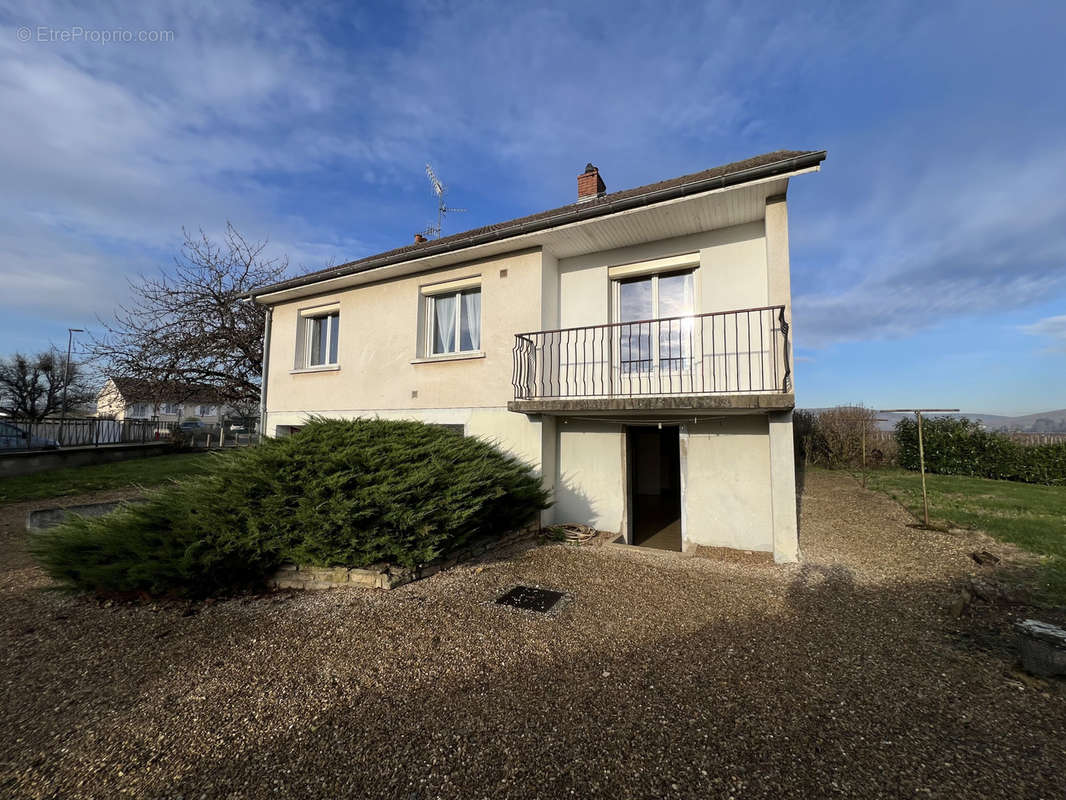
[2,470,1064,799]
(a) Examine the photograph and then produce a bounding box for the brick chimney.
[577,163,606,201]
[414,233,427,243]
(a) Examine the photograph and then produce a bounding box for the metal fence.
[512,305,791,400]
[0,418,178,451]
[1003,432,1066,446]
[183,430,261,449]
[867,429,1066,447]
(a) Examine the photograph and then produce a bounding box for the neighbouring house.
[249,150,826,562]
[95,378,228,427]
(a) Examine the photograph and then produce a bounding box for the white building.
[95,378,226,426]
[249,150,826,562]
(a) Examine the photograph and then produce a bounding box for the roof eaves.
[250,149,826,300]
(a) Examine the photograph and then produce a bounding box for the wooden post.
[861,417,867,488]
[916,411,929,526]
[881,408,959,529]
[828,410,885,488]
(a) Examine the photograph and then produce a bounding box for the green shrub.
[895,416,1066,485]
[30,418,551,596]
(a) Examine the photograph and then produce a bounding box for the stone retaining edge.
[269,523,540,591]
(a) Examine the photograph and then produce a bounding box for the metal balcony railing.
[512,305,791,400]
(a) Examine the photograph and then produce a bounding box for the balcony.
[509,305,793,414]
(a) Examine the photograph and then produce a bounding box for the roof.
[107,378,224,404]
[251,149,826,299]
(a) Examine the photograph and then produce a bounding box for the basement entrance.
[626,425,682,551]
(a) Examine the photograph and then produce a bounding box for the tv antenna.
[422,163,466,239]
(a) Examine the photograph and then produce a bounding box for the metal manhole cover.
[496,585,565,613]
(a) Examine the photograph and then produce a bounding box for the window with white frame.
[162,402,181,415]
[198,404,217,417]
[129,402,149,418]
[296,306,340,368]
[422,281,481,356]
[611,260,696,375]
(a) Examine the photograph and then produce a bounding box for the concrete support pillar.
[765,194,795,393]
[768,409,800,563]
[538,414,557,528]
[765,194,791,306]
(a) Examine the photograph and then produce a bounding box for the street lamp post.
[59,328,84,446]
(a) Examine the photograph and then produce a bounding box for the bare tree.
[815,405,878,468]
[0,350,95,420]
[90,223,287,410]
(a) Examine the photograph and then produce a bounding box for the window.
[297,307,340,368]
[616,270,694,374]
[129,403,149,418]
[427,287,481,356]
[162,402,180,415]
[198,405,217,417]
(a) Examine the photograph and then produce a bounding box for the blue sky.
[1,0,1064,414]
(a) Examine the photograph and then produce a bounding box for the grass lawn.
[864,467,1066,603]
[0,452,218,505]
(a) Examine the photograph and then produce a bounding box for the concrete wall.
[681,416,774,553]
[767,409,799,562]
[0,442,177,478]
[764,195,794,392]
[553,419,625,532]
[557,222,767,327]
[262,249,554,522]
[265,249,543,417]
[547,413,797,560]
[266,406,545,471]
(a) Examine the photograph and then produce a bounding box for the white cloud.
[793,144,1066,347]
[0,0,358,330]
[1022,315,1066,351]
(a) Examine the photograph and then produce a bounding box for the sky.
[0,0,1064,415]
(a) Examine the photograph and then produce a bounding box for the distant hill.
[801,408,1066,433]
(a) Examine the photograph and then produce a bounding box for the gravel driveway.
[2,470,1064,799]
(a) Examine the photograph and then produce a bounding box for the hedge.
[895,416,1066,485]
[30,418,551,596]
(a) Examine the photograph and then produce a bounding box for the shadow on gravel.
[144,574,1066,800]
[784,562,855,613]
[5,472,1065,800]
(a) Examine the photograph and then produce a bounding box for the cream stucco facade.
[254,152,824,562]
[95,378,228,426]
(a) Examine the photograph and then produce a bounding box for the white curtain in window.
[433,293,457,353]
[459,290,481,351]
[309,316,327,365]
[328,313,339,364]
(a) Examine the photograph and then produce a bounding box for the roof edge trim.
[251,150,826,301]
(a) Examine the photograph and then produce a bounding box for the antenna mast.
[423,163,466,239]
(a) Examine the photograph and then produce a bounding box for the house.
[95,378,227,426]
[249,150,826,562]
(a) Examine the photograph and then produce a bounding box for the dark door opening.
[627,425,681,551]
